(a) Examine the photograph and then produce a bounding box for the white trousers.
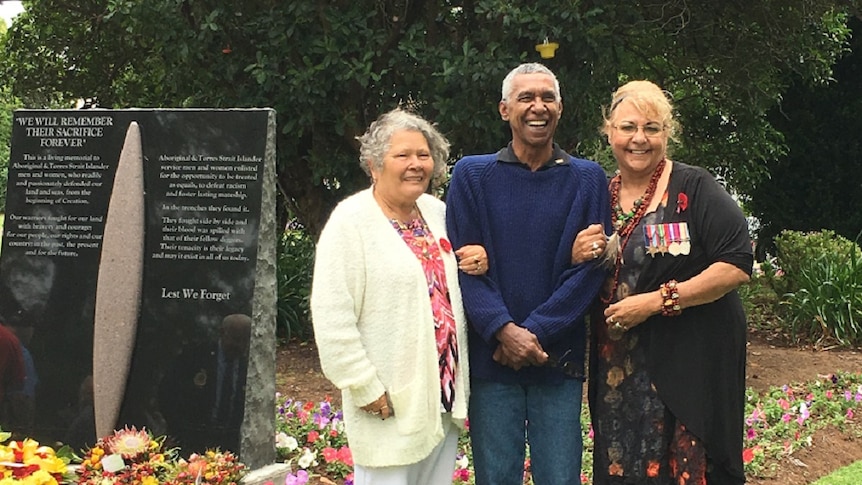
[353,418,459,485]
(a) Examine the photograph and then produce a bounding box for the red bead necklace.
[601,158,666,304]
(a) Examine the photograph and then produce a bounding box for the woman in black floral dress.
[572,81,753,484]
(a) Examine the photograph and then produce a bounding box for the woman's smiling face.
[608,99,668,176]
[370,129,434,205]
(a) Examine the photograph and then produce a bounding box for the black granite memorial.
[0,109,277,469]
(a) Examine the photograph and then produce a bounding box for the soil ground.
[275,329,862,485]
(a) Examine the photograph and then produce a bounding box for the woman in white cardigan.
[311,108,486,485]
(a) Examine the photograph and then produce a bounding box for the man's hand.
[493,322,548,370]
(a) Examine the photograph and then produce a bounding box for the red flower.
[676,192,688,213]
[742,448,755,464]
[222,44,232,54]
[306,430,319,443]
[439,238,452,253]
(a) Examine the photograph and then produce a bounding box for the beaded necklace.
[601,158,666,304]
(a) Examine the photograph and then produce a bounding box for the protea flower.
[103,427,153,460]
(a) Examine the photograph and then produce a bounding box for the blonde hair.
[601,80,680,143]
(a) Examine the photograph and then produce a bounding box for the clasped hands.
[492,322,548,371]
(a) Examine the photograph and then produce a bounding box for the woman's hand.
[603,262,750,332]
[603,292,661,331]
[456,244,488,275]
[360,393,393,420]
[571,224,607,264]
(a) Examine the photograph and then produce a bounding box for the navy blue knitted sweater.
[446,147,611,385]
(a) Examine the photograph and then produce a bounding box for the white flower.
[275,432,298,451]
[455,453,469,469]
[297,448,317,469]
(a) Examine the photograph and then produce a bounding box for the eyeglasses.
[613,122,664,138]
[545,349,584,379]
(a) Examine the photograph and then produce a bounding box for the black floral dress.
[591,198,708,485]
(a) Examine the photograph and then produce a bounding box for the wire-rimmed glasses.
[613,122,664,138]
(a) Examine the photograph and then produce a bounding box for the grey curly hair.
[357,108,450,185]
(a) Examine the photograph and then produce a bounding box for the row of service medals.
[643,222,691,256]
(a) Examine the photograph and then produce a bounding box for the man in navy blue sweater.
[446,63,610,484]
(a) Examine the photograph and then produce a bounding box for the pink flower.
[306,430,319,443]
[826,390,833,399]
[847,408,855,420]
[746,408,764,425]
[781,413,792,423]
[581,473,589,483]
[322,447,338,462]
[746,427,757,440]
[337,446,353,466]
[778,398,790,410]
[285,470,309,485]
[452,468,471,482]
[588,424,594,440]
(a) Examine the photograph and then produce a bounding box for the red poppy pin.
[676,192,689,214]
[439,238,452,253]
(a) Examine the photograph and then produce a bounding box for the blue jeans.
[469,378,583,485]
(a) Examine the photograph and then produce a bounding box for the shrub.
[277,227,315,342]
[773,230,861,295]
[739,272,782,332]
[775,230,862,346]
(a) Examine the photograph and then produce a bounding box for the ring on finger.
[592,249,599,259]
[591,241,599,250]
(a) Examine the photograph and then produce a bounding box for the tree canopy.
[1,0,856,236]
[748,15,862,250]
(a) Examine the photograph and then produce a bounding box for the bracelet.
[659,279,682,317]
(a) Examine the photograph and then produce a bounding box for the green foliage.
[0,1,854,236]
[774,230,862,346]
[276,227,315,342]
[812,460,862,485]
[749,17,862,249]
[739,274,782,332]
[0,65,22,213]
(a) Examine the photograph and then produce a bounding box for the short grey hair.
[357,108,450,183]
[500,63,562,103]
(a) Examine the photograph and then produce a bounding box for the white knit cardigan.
[310,188,470,467]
